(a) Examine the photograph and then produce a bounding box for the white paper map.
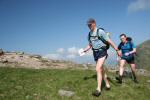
[78,48,85,56]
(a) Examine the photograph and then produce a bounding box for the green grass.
[0,67,150,100]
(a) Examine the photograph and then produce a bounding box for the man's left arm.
[101,32,121,56]
[107,38,121,56]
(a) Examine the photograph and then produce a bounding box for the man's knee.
[96,67,103,73]
[131,65,136,71]
[119,62,125,68]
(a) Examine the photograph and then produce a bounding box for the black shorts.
[121,55,135,64]
[93,50,108,61]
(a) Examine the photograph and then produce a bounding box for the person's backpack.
[127,37,135,52]
[126,37,132,42]
[127,37,134,51]
[88,28,110,51]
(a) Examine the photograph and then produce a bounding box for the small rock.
[137,69,146,75]
[15,86,23,90]
[32,55,41,59]
[147,80,150,83]
[58,89,75,97]
[83,64,88,69]
[26,95,32,99]
[0,59,8,63]
[33,93,38,96]
[16,52,24,55]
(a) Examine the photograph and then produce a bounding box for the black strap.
[129,41,133,50]
[96,28,108,45]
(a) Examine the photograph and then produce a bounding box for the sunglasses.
[87,23,93,26]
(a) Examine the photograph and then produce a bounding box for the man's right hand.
[117,50,122,57]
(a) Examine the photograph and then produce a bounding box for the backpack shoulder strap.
[98,28,105,31]
[129,41,133,49]
[88,32,91,43]
[96,28,108,44]
[97,28,110,50]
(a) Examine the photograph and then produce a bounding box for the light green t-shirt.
[88,28,110,50]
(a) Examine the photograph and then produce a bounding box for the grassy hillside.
[136,39,150,70]
[0,67,150,100]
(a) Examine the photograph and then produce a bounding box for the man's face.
[88,23,96,31]
[120,35,127,43]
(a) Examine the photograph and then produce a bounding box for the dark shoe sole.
[134,80,139,84]
[105,87,111,90]
[116,77,122,84]
[92,90,101,97]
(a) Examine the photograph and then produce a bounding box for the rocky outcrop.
[0,49,4,56]
[0,51,92,69]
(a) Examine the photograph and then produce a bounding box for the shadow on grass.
[83,74,97,80]
[83,74,119,87]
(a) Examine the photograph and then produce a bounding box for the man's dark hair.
[120,33,126,37]
[120,33,132,41]
[87,18,96,25]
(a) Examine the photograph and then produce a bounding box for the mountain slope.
[136,39,150,70]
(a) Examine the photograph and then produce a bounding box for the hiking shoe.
[105,84,111,90]
[105,87,111,90]
[134,79,139,83]
[92,90,101,97]
[116,76,122,84]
